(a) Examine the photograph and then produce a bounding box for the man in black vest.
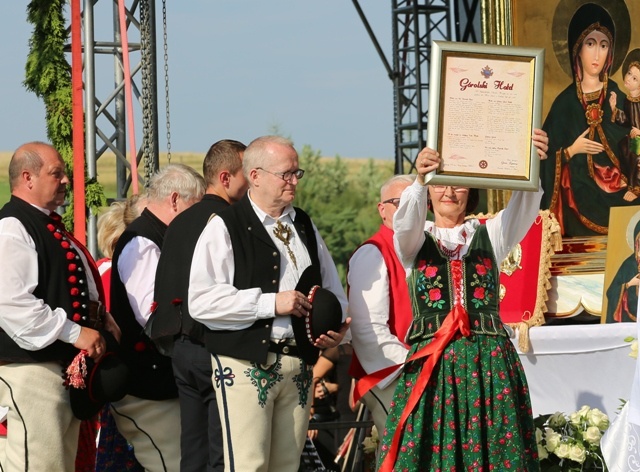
[189,135,349,472]
[151,139,247,472]
[0,142,118,470]
[110,163,205,471]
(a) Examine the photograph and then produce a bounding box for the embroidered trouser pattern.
[212,352,313,472]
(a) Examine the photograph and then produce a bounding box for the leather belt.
[268,340,300,358]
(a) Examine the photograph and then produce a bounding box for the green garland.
[24,0,106,231]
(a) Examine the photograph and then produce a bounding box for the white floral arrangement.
[362,425,379,455]
[535,405,610,471]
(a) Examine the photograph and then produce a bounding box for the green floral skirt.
[378,334,540,471]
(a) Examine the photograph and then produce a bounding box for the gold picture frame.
[426,40,544,191]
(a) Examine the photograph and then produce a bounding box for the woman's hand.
[415,147,441,185]
[567,128,604,158]
[626,274,640,288]
[609,91,617,113]
[532,128,549,160]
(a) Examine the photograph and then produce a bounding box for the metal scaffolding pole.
[81,0,159,257]
[352,1,481,174]
[392,0,453,174]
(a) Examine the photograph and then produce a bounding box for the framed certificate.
[426,40,545,191]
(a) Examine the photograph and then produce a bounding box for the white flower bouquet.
[535,405,610,471]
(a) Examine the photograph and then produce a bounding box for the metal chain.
[163,0,172,163]
[140,0,156,187]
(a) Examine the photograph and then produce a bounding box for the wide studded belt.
[268,339,300,357]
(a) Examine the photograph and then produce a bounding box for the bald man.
[0,142,117,470]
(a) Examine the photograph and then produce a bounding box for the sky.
[0,2,395,159]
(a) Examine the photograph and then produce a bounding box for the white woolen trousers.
[211,352,313,472]
[361,379,399,436]
[0,361,80,471]
[110,394,181,472]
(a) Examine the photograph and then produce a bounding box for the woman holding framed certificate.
[376,130,548,471]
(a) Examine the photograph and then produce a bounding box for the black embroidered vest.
[0,196,95,363]
[150,195,230,353]
[111,208,177,400]
[206,195,321,364]
[406,225,507,344]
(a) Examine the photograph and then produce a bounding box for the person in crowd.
[188,135,349,472]
[150,139,248,472]
[0,142,119,470]
[376,130,548,471]
[308,344,356,471]
[347,174,415,435]
[96,195,147,307]
[95,196,147,472]
[540,3,633,236]
[110,163,205,471]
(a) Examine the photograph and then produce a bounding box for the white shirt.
[189,194,347,339]
[0,211,100,350]
[347,243,410,388]
[117,236,160,327]
[394,180,544,271]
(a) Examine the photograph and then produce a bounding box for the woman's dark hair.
[568,3,615,83]
[466,188,480,214]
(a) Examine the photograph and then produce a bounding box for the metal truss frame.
[392,0,480,174]
[81,0,159,254]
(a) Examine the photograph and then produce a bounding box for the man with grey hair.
[189,135,349,471]
[110,163,205,471]
[348,174,416,435]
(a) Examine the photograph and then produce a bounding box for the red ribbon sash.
[378,304,471,472]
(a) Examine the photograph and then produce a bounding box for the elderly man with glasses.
[188,135,349,472]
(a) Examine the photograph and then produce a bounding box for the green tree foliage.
[295,145,394,285]
[24,0,106,230]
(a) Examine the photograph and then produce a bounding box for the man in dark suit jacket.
[151,139,247,472]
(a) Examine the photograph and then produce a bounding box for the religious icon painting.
[602,205,640,323]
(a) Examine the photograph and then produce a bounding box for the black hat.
[69,332,129,420]
[304,285,343,344]
[294,266,343,345]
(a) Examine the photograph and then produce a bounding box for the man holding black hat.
[189,135,349,472]
[0,142,121,471]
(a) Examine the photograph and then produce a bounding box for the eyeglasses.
[430,185,469,193]
[381,198,401,208]
[256,167,305,182]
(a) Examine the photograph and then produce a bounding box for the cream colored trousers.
[110,394,181,472]
[361,379,399,435]
[0,361,80,471]
[212,352,313,472]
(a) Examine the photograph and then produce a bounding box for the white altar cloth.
[512,322,637,417]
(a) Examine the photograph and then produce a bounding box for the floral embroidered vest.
[406,224,507,345]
